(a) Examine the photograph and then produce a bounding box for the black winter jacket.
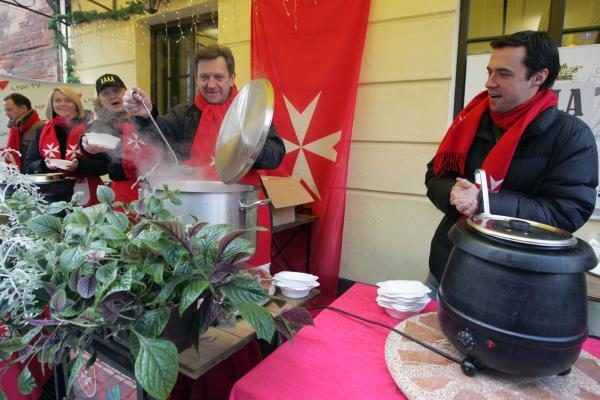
[133,104,285,169]
[425,107,598,281]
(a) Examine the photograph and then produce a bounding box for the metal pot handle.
[474,169,490,215]
[239,198,272,211]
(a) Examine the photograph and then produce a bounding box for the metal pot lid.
[467,214,577,248]
[215,78,274,184]
[29,173,66,183]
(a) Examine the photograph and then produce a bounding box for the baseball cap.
[96,74,126,95]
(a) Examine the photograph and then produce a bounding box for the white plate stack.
[273,271,320,298]
[376,280,431,319]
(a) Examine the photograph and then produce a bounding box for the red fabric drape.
[251,0,371,302]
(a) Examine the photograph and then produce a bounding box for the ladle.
[132,90,180,165]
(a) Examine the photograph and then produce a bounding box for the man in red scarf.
[3,93,44,171]
[425,31,598,295]
[123,44,285,268]
[123,44,285,400]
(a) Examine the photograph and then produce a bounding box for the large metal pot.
[1,173,75,203]
[437,170,597,377]
[149,179,269,251]
[29,173,76,203]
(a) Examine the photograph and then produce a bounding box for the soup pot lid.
[29,173,67,183]
[215,79,274,184]
[467,214,577,248]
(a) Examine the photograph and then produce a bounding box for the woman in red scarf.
[24,86,106,206]
[82,74,159,204]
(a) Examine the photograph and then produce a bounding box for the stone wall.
[0,2,59,80]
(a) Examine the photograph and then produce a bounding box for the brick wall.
[0,2,59,81]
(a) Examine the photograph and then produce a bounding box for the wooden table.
[178,289,319,379]
[271,214,318,273]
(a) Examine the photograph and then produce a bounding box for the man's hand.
[450,177,480,217]
[123,87,152,117]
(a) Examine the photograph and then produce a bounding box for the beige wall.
[340,0,459,284]
[71,0,219,91]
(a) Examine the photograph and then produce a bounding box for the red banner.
[251,0,371,301]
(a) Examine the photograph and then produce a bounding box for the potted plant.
[0,155,313,400]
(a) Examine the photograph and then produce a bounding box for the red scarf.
[5,110,40,169]
[433,89,557,191]
[187,86,238,179]
[39,118,101,206]
[111,121,159,203]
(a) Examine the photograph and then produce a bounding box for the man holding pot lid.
[424,30,598,295]
[122,44,285,268]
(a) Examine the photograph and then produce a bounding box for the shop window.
[455,0,600,115]
[150,15,217,114]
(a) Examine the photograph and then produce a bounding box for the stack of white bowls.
[376,280,431,319]
[273,271,320,298]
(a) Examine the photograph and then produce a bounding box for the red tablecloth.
[230,282,600,400]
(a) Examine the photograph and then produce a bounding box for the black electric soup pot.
[437,171,597,377]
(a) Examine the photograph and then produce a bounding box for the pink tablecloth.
[230,282,600,400]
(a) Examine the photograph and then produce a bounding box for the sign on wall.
[465,44,600,217]
[0,74,96,147]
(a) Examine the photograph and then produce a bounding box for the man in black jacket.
[425,31,598,295]
[122,44,285,169]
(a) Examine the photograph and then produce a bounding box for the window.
[455,0,600,115]
[151,15,218,114]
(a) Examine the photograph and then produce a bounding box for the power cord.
[308,305,479,376]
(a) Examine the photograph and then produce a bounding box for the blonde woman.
[24,86,106,206]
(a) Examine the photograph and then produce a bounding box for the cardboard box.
[261,176,314,226]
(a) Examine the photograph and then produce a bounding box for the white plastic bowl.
[273,278,319,289]
[47,159,71,169]
[279,286,312,299]
[377,293,430,306]
[274,271,318,284]
[376,281,430,298]
[86,133,121,149]
[383,307,420,320]
[376,297,429,310]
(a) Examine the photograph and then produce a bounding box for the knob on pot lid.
[467,214,577,247]
[215,78,275,184]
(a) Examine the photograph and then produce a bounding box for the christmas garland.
[48,1,146,83]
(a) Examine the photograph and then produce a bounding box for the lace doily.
[384,312,600,399]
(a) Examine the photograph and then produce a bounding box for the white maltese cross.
[127,132,146,151]
[43,143,60,158]
[66,144,81,160]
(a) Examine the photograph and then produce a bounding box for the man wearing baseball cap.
[83,73,157,203]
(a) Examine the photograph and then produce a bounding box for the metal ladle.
[132,90,180,165]
[474,169,491,216]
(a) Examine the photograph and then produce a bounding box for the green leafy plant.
[0,156,313,400]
